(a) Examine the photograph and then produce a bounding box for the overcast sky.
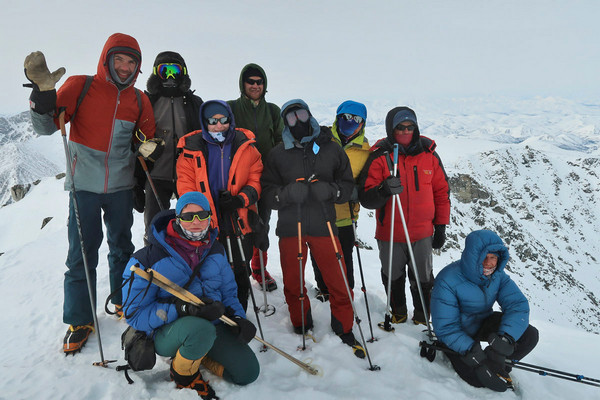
[3,0,600,115]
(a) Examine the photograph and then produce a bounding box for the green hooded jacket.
[227,63,284,159]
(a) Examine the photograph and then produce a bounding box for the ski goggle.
[206,116,231,125]
[177,210,212,222]
[340,113,364,124]
[154,63,185,80]
[394,124,416,132]
[245,78,264,86]
[285,108,310,127]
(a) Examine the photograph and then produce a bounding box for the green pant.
[154,316,260,385]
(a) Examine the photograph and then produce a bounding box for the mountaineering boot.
[339,331,366,359]
[63,324,94,354]
[170,364,218,399]
[251,268,277,292]
[315,288,330,303]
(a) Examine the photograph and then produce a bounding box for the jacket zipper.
[413,165,420,191]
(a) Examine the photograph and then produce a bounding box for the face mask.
[207,130,227,143]
[176,219,209,241]
[338,118,361,137]
[290,120,311,141]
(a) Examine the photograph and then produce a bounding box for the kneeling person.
[122,192,259,398]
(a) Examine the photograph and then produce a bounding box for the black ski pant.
[218,232,254,312]
[144,178,176,244]
[310,225,355,293]
[445,312,539,388]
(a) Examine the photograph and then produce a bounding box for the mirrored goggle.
[178,210,212,222]
[285,109,310,127]
[206,116,231,125]
[156,63,184,80]
[341,113,364,124]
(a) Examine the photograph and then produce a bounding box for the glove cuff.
[29,89,56,115]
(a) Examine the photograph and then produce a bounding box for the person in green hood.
[228,64,284,292]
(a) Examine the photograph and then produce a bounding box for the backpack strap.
[71,75,93,121]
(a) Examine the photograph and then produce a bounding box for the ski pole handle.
[393,143,399,166]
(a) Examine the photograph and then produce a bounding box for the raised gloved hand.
[132,184,145,213]
[229,316,257,343]
[24,51,65,114]
[379,176,403,197]
[175,297,225,321]
[219,191,245,214]
[432,225,446,249]
[310,181,339,202]
[278,181,309,204]
[137,138,165,162]
[24,51,66,91]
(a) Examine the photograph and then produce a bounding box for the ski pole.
[380,143,399,332]
[59,111,115,367]
[257,249,276,316]
[137,155,164,211]
[131,266,320,376]
[348,202,376,343]
[318,200,380,371]
[230,210,268,352]
[297,201,307,350]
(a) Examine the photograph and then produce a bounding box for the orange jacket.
[176,128,263,235]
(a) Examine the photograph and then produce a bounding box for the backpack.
[116,326,156,384]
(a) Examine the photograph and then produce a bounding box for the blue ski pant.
[63,189,134,325]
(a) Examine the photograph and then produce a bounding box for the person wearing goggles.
[309,101,370,303]
[176,100,263,312]
[261,99,367,359]
[137,51,204,246]
[121,191,259,398]
[227,64,284,292]
[358,106,450,326]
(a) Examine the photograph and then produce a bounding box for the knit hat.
[202,102,230,119]
[176,191,211,215]
[242,66,264,81]
[392,109,418,129]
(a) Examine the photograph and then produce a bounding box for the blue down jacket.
[121,210,244,336]
[430,230,530,354]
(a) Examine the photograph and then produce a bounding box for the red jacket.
[176,128,263,235]
[359,136,450,243]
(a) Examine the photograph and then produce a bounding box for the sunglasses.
[395,124,416,132]
[341,113,364,124]
[245,78,264,86]
[285,109,310,127]
[206,116,231,125]
[178,210,212,222]
[155,63,184,80]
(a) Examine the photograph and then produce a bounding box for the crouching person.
[430,229,538,392]
[122,191,259,399]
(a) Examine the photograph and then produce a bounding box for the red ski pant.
[279,235,354,335]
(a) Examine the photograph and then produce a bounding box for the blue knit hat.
[202,102,230,120]
[392,108,418,129]
[176,191,211,215]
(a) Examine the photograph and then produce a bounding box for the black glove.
[229,316,257,344]
[487,333,515,357]
[175,297,225,321]
[432,225,446,249]
[132,184,145,213]
[253,229,269,252]
[219,191,245,214]
[349,185,359,202]
[24,52,65,114]
[137,138,165,162]
[379,176,403,197]
[279,181,309,204]
[461,342,486,368]
[310,181,339,202]
[474,360,510,392]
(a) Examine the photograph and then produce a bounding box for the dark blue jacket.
[430,230,530,354]
[121,210,244,336]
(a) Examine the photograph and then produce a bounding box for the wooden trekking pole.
[130,266,320,376]
[137,155,164,211]
[59,111,115,367]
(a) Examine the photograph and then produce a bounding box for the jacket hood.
[146,50,192,96]
[336,100,367,120]
[385,106,420,144]
[460,230,510,285]
[238,63,268,96]
[198,100,237,134]
[98,33,142,87]
[280,99,323,149]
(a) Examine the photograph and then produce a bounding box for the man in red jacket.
[358,106,450,325]
[24,33,157,354]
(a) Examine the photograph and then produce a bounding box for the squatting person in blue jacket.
[430,229,539,392]
[121,191,259,399]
